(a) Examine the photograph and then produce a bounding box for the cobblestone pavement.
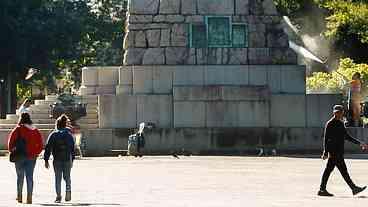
[1,155,368,207]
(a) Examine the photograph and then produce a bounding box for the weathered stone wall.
[77,127,365,156]
[123,0,296,65]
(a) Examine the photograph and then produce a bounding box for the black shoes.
[65,191,71,202]
[55,196,62,203]
[352,186,367,196]
[317,190,334,197]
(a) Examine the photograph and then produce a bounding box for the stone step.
[35,99,98,106]
[30,104,98,111]
[0,123,98,129]
[0,118,98,125]
[27,108,98,115]
[6,111,98,120]
[45,95,99,102]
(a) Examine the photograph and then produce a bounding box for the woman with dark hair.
[7,113,43,204]
[44,114,75,203]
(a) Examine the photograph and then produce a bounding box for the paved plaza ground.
[2,155,368,206]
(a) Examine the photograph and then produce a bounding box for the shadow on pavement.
[38,203,120,206]
[282,154,368,160]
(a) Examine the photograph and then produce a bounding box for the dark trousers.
[53,160,72,197]
[320,155,356,190]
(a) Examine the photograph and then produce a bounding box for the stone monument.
[79,0,348,155]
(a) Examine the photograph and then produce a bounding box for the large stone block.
[116,66,133,95]
[223,65,249,85]
[166,15,185,23]
[174,86,269,101]
[171,24,188,46]
[160,29,171,46]
[174,101,206,127]
[249,0,264,15]
[174,86,222,101]
[153,66,173,94]
[119,66,133,85]
[249,31,266,48]
[82,67,99,86]
[82,129,113,155]
[185,15,204,23]
[137,95,173,128]
[135,31,147,48]
[123,48,146,65]
[207,48,223,65]
[248,48,271,64]
[166,48,196,65]
[228,48,248,65]
[249,23,266,34]
[198,0,234,15]
[271,48,298,64]
[238,101,270,127]
[262,0,278,15]
[80,86,96,96]
[128,14,153,23]
[142,48,165,65]
[173,66,204,86]
[146,30,161,47]
[153,15,166,22]
[270,95,306,127]
[129,0,159,14]
[133,66,153,94]
[266,65,281,93]
[235,0,249,15]
[98,67,119,86]
[306,94,320,127]
[159,0,180,14]
[96,86,116,94]
[249,65,267,86]
[127,23,170,31]
[181,0,197,15]
[222,86,270,101]
[99,95,137,128]
[196,48,208,65]
[267,32,288,48]
[116,84,133,95]
[204,65,249,85]
[206,102,238,127]
[280,65,306,94]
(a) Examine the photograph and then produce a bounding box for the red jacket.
[8,124,44,159]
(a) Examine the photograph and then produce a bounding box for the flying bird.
[25,68,39,80]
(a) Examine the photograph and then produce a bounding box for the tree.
[0,0,126,117]
[307,58,368,93]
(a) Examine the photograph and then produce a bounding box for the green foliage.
[16,83,32,102]
[273,0,307,15]
[321,0,368,44]
[0,0,126,99]
[307,58,368,93]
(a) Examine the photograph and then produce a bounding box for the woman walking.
[44,114,75,203]
[7,113,43,204]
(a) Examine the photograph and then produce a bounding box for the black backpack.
[53,131,70,161]
[9,134,27,162]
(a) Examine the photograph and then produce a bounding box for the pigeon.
[25,68,39,80]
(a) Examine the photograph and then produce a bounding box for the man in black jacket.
[318,105,367,196]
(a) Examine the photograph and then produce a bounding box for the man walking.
[318,105,367,196]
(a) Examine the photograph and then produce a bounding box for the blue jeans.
[15,159,36,195]
[53,161,72,197]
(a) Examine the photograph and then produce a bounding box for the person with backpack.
[44,114,75,203]
[7,113,43,204]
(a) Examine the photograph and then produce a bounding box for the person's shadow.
[38,203,120,206]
